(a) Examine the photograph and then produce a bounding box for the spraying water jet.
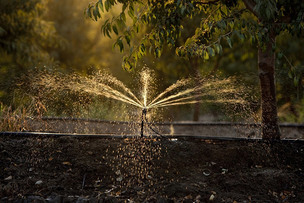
[35,69,249,137]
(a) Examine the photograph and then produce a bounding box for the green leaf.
[128,5,134,19]
[140,44,145,54]
[277,52,283,59]
[105,0,109,12]
[102,19,109,36]
[214,43,222,54]
[217,21,226,30]
[176,47,185,57]
[106,29,111,38]
[221,5,228,16]
[207,47,215,57]
[135,24,139,33]
[93,5,100,21]
[123,58,131,70]
[236,32,245,42]
[122,3,127,11]
[181,6,186,15]
[86,6,92,18]
[98,0,104,12]
[288,71,293,79]
[112,24,118,35]
[96,4,101,18]
[155,48,161,58]
[226,36,232,48]
[115,39,124,52]
[203,50,209,60]
[141,14,147,23]
[229,22,234,29]
[121,12,126,22]
[125,35,130,45]
[117,19,125,29]
[108,0,115,6]
[185,38,194,46]
[106,22,112,32]
[294,77,299,86]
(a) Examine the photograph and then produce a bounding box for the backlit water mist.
[36,69,247,115]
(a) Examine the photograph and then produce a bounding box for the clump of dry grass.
[0,96,49,132]
[0,103,29,132]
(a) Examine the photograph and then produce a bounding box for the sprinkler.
[140,108,165,138]
[140,108,147,137]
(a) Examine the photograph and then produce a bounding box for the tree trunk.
[258,34,281,139]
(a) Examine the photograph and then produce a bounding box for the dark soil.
[1,135,304,202]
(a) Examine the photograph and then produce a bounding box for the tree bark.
[258,33,281,139]
[243,0,281,139]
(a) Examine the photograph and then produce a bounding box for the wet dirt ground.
[0,135,304,202]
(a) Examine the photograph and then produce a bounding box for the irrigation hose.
[143,110,167,139]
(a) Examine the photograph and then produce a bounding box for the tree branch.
[242,0,258,18]
[194,0,220,6]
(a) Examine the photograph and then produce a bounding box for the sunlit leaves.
[88,0,304,70]
[98,0,104,12]
[225,36,232,48]
[86,5,93,19]
[0,0,64,104]
[127,3,134,19]
[101,19,112,38]
[154,47,161,58]
[207,47,215,57]
[112,24,118,35]
[203,50,209,60]
[220,5,228,16]
[114,37,124,52]
[125,35,130,45]
[120,12,126,22]
[214,43,222,54]
[86,0,117,21]
[93,4,101,21]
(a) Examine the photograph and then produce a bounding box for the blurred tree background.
[0,0,303,123]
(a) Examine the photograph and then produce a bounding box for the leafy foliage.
[0,0,126,115]
[0,0,62,66]
[0,0,62,104]
[86,0,304,125]
[87,0,304,70]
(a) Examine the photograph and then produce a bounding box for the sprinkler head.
[140,108,147,137]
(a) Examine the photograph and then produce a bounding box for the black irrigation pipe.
[1,131,304,144]
[25,116,304,128]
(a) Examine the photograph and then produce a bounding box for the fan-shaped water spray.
[34,68,250,137]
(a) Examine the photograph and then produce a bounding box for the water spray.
[37,70,246,138]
